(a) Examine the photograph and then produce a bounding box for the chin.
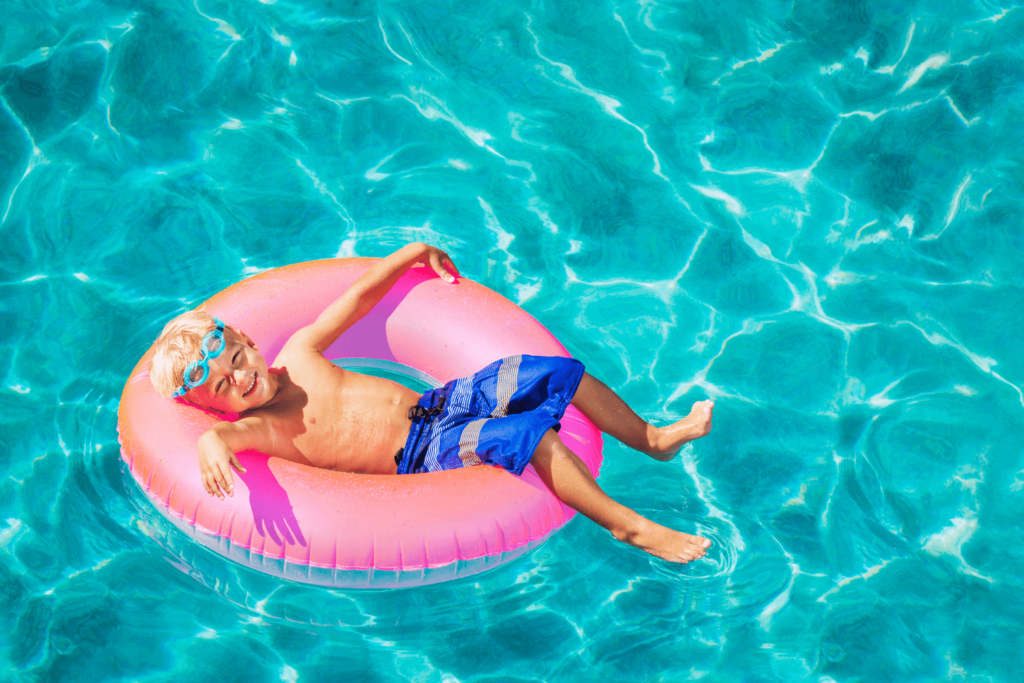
[247,391,273,411]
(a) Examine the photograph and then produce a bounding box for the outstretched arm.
[197,416,275,499]
[290,242,459,354]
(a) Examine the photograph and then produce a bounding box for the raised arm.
[291,242,459,354]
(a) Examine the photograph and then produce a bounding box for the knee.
[531,429,575,469]
[533,428,564,457]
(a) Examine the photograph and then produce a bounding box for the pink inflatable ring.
[118,259,603,588]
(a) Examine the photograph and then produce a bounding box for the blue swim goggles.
[172,318,227,398]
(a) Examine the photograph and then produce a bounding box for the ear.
[233,327,259,351]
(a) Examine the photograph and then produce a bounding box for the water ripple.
[3,0,1023,680]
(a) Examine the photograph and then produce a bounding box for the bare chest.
[268,360,418,473]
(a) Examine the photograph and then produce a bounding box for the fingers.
[430,252,456,283]
[216,463,234,497]
[202,464,236,499]
[230,453,247,474]
[202,472,225,500]
[442,255,461,278]
[202,472,216,498]
[413,245,461,283]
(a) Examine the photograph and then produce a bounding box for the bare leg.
[530,429,711,563]
[571,372,714,461]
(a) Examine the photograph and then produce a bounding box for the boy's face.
[185,327,277,413]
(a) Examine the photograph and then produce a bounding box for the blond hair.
[149,310,221,399]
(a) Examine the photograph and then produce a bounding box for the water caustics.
[1,0,1023,681]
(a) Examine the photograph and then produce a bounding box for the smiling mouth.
[242,372,257,397]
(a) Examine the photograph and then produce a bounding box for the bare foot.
[647,400,714,461]
[616,519,711,564]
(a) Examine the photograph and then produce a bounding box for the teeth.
[245,375,256,395]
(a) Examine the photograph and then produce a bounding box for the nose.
[233,368,249,385]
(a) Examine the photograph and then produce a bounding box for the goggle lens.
[185,363,208,385]
[202,331,225,358]
[171,318,227,397]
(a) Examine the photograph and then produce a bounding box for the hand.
[198,432,247,500]
[416,244,460,284]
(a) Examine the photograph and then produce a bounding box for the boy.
[150,243,714,564]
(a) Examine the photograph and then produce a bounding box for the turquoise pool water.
[3,0,1023,680]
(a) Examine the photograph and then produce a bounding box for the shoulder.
[273,330,327,367]
[265,341,341,400]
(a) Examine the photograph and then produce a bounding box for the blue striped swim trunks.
[395,355,585,475]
